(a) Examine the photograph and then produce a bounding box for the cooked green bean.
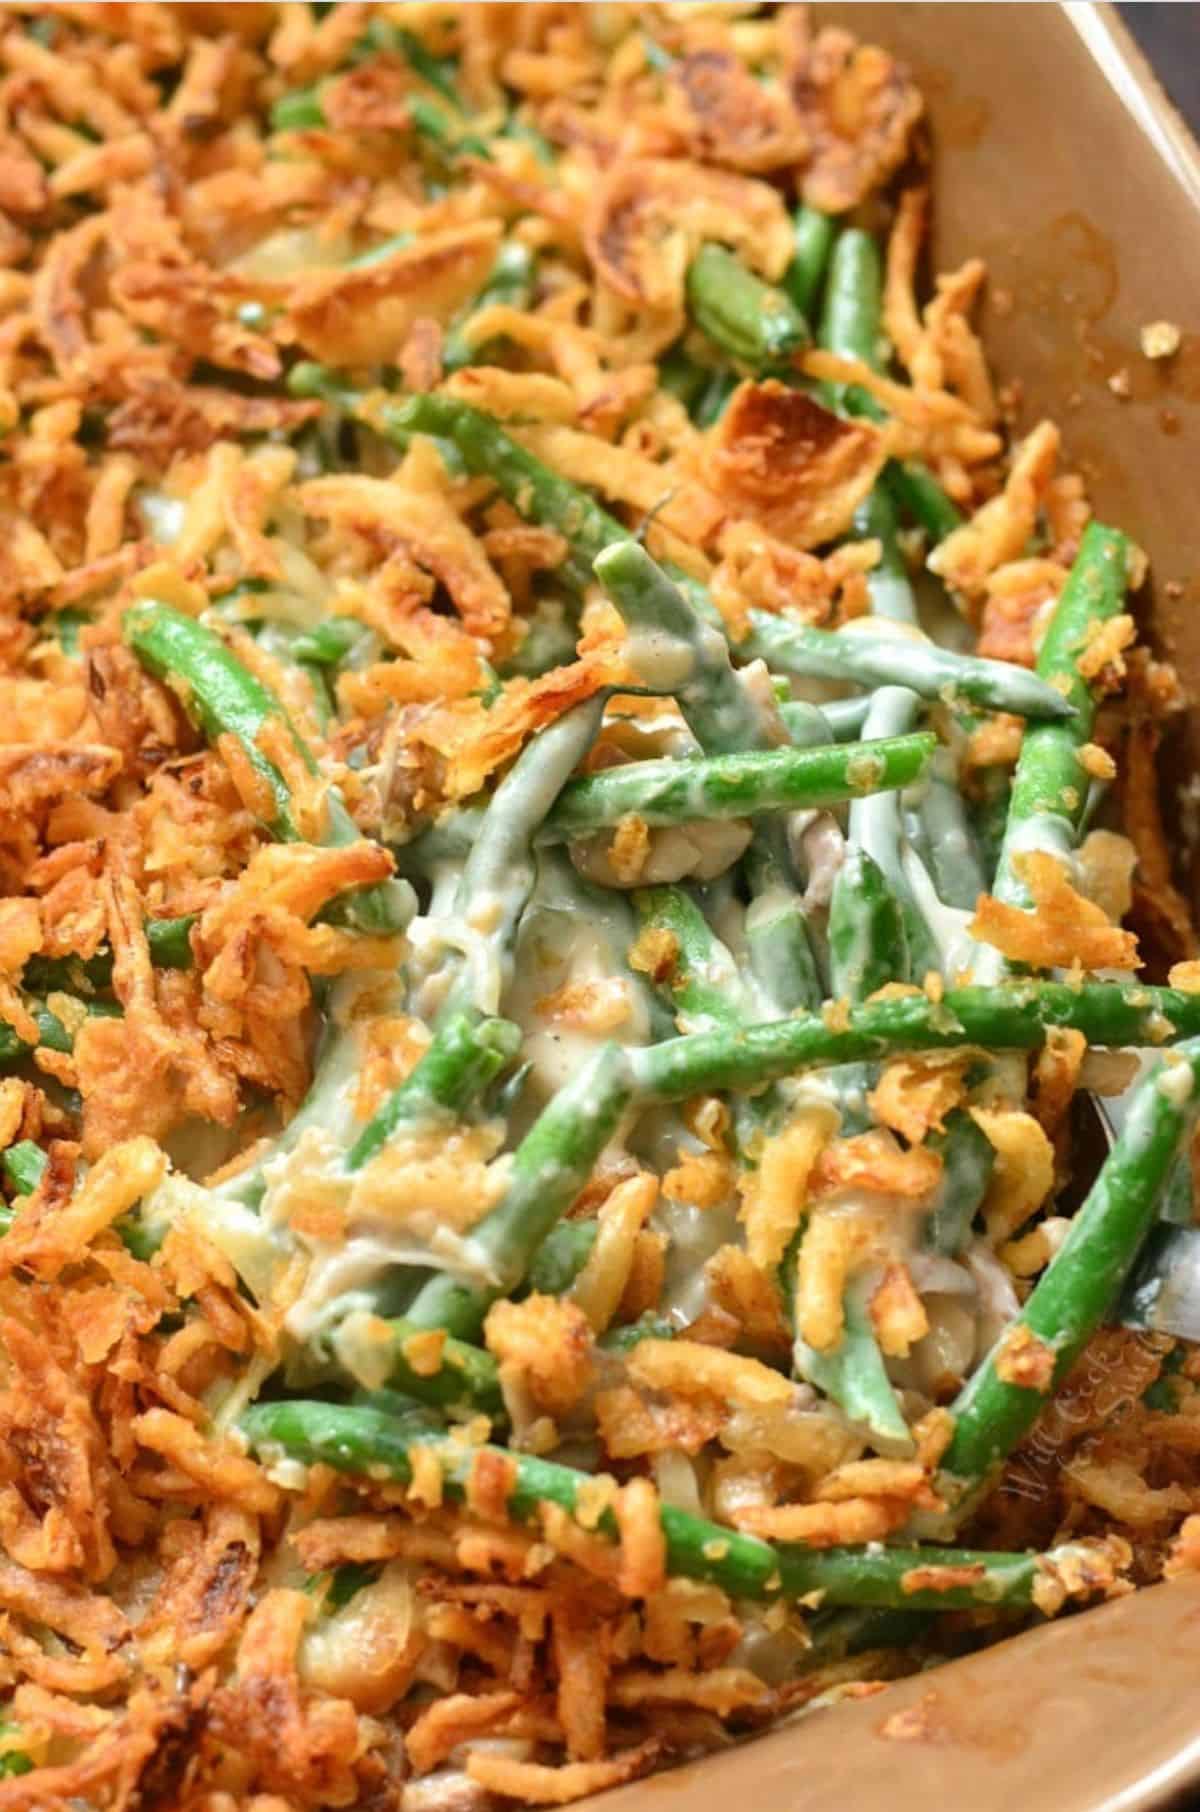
[542,734,937,840]
[739,615,1076,722]
[686,243,810,370]
[784,205,836,319]
[241,1398,1124,1612]
[936,1040,1200,1525]
[124,602,413,934]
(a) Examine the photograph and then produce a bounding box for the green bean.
[288,619,368,666]
[526,1219,597,1296]
[123,602,412,934]
[742,842,824,1021]
[24,914,196,995]
[936,1039,1200,1526]
[598,1312,677,1353]
[805,1605,934,1666]
[541,734,937,842]
[971,774,1013,886]
[918,748,988,912]
[784,205,836,320]
[528,847,676,1045]
[924,1112,995,1255]
[402,1042,631,1339]
[809,689,924,1435]
[780,695,870,743]
[882,460,965,543]
[828,848,907,1004]
[658,343,713,411]
[852,686,929,967]
[331,1304,674,1415]
[595,541,821,1012]
[0,1722,29,1780]
[499,602,578,679]
[987,522,1134,915]
[271,85,324,131]
[739,614,1076,723]
[51,606,88,656]
[407,96,492,162]
[692,368,739,427]
[628,981,1200,1104]
[817,228,961,538]
[0,998,120,1070]
[444,696,608,1016]
[123,601,315,840]
[595,542,774,757]
[853,483,918,625]
[392,980,1200,1339]
[288,370,623,593]
[1,1140,46,1198]
[271,78,489,159]
[819,226,884,415]
[634,884,788,1137]
[330,1312,505,1418]
[366,20,461,108]
[345,1012,521,1173]
[686,243,810,371]
[634,886,747,1034]
[240,1398,1122,1612]
[1,1140,158,1264]
[792,1274,912,1451]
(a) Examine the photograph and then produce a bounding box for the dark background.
[1118,4,1200,133]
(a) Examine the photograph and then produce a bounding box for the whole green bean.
[540,734,937,842]
[240,1398,1122,1612]
[628,981,1200,1103]
[740,614,1075,723]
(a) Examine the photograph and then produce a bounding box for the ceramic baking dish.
[587,8,1200,1809]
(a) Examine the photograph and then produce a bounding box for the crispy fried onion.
[586,158,793,314]
[704,382,888,550]
[970,849,1140,971]
[784,18,923,213]
[288,220,503,366]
